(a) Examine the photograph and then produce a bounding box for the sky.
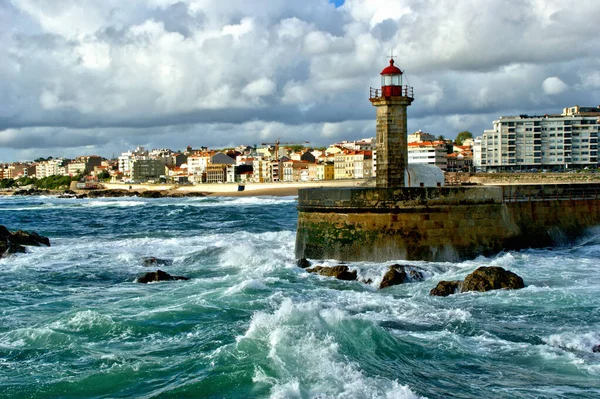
[1,0,599,162]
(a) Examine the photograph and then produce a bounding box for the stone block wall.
[295,185,600,262]
[370,97,413,188]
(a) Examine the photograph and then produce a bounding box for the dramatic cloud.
[1,0,599,161]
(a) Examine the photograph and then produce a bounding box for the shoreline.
[0,180,361,198]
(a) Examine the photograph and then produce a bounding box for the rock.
[296,258,311,269]
[461,266,524,293]
[379,264,426,289]
[139,191,164,198]
[7,243,27,254]
[306,265,357,281]
[379,264,408,289]
[141,257,173,267]
[0,225,10,242]
[592,345,600,353]
[137,270,189,284]
[0,241,7,258]
[9,230,51,247]
[430,280,463,296]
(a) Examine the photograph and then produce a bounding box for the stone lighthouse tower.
[370,58,414,188]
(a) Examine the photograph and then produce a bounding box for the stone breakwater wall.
[295,184,600,262]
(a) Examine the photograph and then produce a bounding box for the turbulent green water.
[1,195,599,398]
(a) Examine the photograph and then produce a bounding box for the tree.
[456,131,473,146]
[437,135,446,142]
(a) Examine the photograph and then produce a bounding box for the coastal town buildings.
[474,105,600,171]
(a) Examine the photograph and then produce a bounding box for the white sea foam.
[84,200,147,207]
[223,279,270,295]
[544,331,600,353]
[239,299,422,399]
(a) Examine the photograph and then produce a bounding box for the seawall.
[295,184,600,262]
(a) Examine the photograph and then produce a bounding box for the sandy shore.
[103,181,362,197]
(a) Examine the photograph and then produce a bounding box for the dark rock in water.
[137,270,189,284]
[379,264,426,289]
[142,257,173,267]
[87,189,137,198]
[0,241,7,257]
[0,225,10,242]
[7,243,27,254]
[306,265,357,281]
[0,225,50,258]
[296,258,311,269]
[139,191,164,198]
[379,264,408,289]
[12,188,50,196]
[430,280,463,296]
[461,266,524,293]
[592,345,600,353]
[10,230,51,247]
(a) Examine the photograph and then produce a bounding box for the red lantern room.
[370,58,413,99]
[381,58,403,96]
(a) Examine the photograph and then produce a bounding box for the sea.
[1,194,599,399]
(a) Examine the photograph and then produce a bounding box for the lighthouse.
[370,58,414,188]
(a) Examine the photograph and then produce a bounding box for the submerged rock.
[592,345,600,353]
[306,265,357,281]
[461,266,524,293]
[137,270,189,284]
[296,258,311,269]
[379,264,425,289]
[430,280,463,297]
[141,257,173,267]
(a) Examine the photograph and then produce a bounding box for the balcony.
[370,86,414,99]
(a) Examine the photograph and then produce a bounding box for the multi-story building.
[474,106,600,171]
[353,150,373,179]
[205,164,228,183]
[282,160,310,182]
[118,147,149,177]
[334,152,351,179]
[251,158,270,183]
[408,130,436,143]
[407,141,448,170]
[67,156,102,176]
[187,151,215,181]
[36,158,68,178]
[130,159,165,182]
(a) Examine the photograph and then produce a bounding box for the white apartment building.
[407,142,448,170]
[36,158,68,178]
[474,106,600,171]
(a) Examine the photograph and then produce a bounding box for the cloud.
[542,76,568,95]
[1,0,600,162]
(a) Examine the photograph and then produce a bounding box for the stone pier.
[295,184,600,262]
